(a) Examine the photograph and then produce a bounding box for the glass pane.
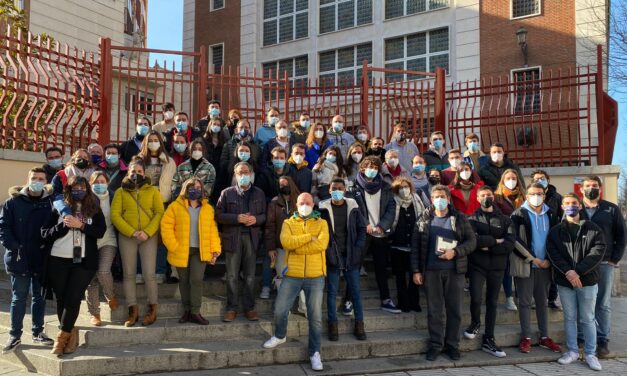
[320,0,335,4]
[337,70,355,87]
[406,32,426,57]
[385,37,404,61]
[294,55,308,76]
[263,20,277,46]
[385,62,404,82]
[429,53,448,73]
[279,16,294,43]
[338,0,355,30]
[319,5,336,33]
[279,59,294,77]
[319,50,336,72]
[262,62,277,78]
[356,43,372,64]
[429,0,448,10]
[356,0,372,25]
[213,0,224,9]
[385,0,404,19]
[296,0,308,11]
[295,12,308,39]
[429,28,448,53]
[512,0,539,18]
[337,46,355,69]
[264,0,278,19]
[280,0,294,15]
[407,57,426,79]
[319,73,336,88]
[407,0,426,14]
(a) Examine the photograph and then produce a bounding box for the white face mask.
[449,159,461,168]
[298,204,313,217]
[529,194,544,207]
[387,158,399,168]
[504,179,517,190]
[191,150,203,160]
[357,133,368,142]
[460,170,472,181]
[147,142,160,152]
[399,187,411,198]
[292,154,304,164]
[314,130,325,138]
[164,111,174,120]
[277,128,289,138]
[491,152,504,163]
[351,153,363,163]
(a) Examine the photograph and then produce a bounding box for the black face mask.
[74,158,89,169]
[279,186,291,195]
[231,118,239,127]
[480,197,494,209]
[428,176,441,185]
[584,188,600,200]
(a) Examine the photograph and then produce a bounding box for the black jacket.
[546,219,605,288]
[348,178,396,233]
[423,149,450,171]
[579,200,626,264]
[119,135,143,165]
[215,185,267,252]
[319,198,367,271]
[544,184,563,219]
[468,206,515,271]
[287,163,312,194]
[42,164,60,184]
[255,164,293,203]
[478,156,525,190]
[411,205,477,274]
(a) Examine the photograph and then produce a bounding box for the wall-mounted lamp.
[516,27,528,67]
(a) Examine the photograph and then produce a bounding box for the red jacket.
[448,181,484,215]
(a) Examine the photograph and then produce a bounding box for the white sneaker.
[557,351,579,365]
[585,354,602,371]
[259,286,271,299]
[155,274,166,284]
[506,297,518,311]
[359,266,368,277]
[310,351,323,371]
[263,336,286,349]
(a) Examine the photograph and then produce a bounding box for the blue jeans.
[10,274,45,338]
[558,284,598,355]
[327,267,363,322]
[273,276,324,355]
[262,253,272,289]
[595,263,614,342]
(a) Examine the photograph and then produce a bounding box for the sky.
[146,0,625,166]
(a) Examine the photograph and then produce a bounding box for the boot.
[64,327,79,354]
[328,321,339,341]
[50,331,71,357]
[142,304,158,326]
[124,305,139,327]
[90,314,102,326]
[354,320,367,341]
[108,296,119,311]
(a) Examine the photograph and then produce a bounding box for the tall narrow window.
[512,67,541,114]
[210,44,224,74]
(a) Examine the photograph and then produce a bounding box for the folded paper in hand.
[436,236,457,255]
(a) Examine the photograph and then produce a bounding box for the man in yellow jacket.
[263,192,329,371]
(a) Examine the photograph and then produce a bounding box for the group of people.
[0,100,624,372]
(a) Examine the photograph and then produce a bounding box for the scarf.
[458,179,474,190]
[385,163,401,178]
[356,172,382,195]
[397,193,413,209]
[503,187,524,208]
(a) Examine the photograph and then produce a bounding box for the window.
[124,0,147,37]
[13,0,25,11]
[319,43,371,87]
[262,55,308,99]
[319,0,372,34]
[211,0,225,11]
[210,44,224,74]
[263,0,308,46]
[125,89,154,114]
[384,28,449,82]
[385,0,448,19]
[511,0,540,19]
[512,67,541,115]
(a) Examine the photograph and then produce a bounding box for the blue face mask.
[468,142,480,152]
[209,108,220,118]
[301,120,310,129]
[239,129,249,138]
[137,124,149,136]
[92,183,108,195]
[536,178,549,189]
[331,190,345,201]
[105,154,119,165]
[433,139,444,149]
[238,151,251,162]
[433,197,448,211]
[272,159,286,169]
[210,125,222,134]
[364,168,378,179]
[28,181,45,193]
[412,164,426,173]
[326,155,337,163]
[176,122,188,132]
[173,143,187,154]
[48,158,63,169]
[269,116,279,126]
[238,174,251,187]
[332,122,343,132]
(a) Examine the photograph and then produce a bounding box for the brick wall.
[194,0,241,71]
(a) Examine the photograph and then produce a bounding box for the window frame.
[209,43,225,75]
[319,0,373,35]
[211,0,225,12]
[510,0,541,20]
[263,0,309,47]
[384,0,450,20]
[261,55,309,99]
[510,65,542,115]
[318,43,372,87]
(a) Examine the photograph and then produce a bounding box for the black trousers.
[47,256,96,332]
[392,249,420,311]
[548,281,558,301]
[468,264,505,338]
[425,269,464,350]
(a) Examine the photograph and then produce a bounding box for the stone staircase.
[0,265,566,376]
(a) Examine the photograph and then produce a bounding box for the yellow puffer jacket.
[279,212,329,278]
[111,184,165,238]
[160,196,221,268]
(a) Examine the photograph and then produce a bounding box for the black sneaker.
[463,322,480,339]
[482,336,506,358]
[426,347,440,361]
[548,300,562,311]
[442,346,461,360]
[32,332,54,346]
[2,336,21,354]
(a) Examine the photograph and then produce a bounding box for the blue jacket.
[254,124,276,149]
[318,198,367,271]
[0,185,54,276]
[305,140,332,169]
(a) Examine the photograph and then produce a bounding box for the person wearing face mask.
[111,160,165,327]
[545,193,605,371]
[427,168,443,192]
[264,193,329,372]
[349,156,399,313]
[355,125,370,147]
[87,143,104,167]
[423,131,449,171]
[344,142,365,183]
[465,186,515,358]
[194,99,223,135]
[530,170,563,218]
[463,133,488,171]
[479,143,525,190]
[312,146,346,202]
[385,121,419,172]
[164,112,201,154]
[256,147,293,206]
[327,114,355,158]
[84,172,119,327]
[578,175,625,358]
[366,137,387,160]
[152,102,176,134]
[260,120,293,168]
[510,183,561,355]
[380,149,409,185]
[136,131,177,204]
[219,120,261,175]
[448,162,484,216]
[218,143,258,192]
[160,178,221,326]
[41,176,106,356]
[96,144,128,192]
[390,176,426,313]
[225,109,243,137]
[171,140,216,199]
[286,143,312,194]
[43,146,65,183]
[120,116,152,164]
[216,162,266,323]
[494,169,526,216]
[411,185,477,361]
[441,149,482,186]
[291,112,311,144]
[51,149,96,218]
[319,178,367,341]
[170,134,189,166]
[254,106,281,148]
[305,122,333,169]
[0,167,56,354]
[202,118,229,183]
[410,155,432,206]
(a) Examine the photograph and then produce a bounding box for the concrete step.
[0,324,567,376]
